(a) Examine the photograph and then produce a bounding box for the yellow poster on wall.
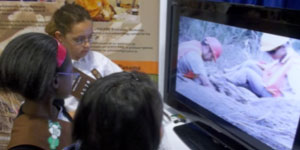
[75,0,159,80]
[0,0,159,80]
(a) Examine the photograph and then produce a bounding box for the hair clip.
[56,40,67,68]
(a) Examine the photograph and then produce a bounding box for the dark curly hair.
[72,71,163,150]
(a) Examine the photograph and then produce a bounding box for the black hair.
[0,32,70,101]
[72,71,163,150]
[45,3,91,36]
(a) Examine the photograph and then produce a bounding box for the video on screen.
[176,16,300,150]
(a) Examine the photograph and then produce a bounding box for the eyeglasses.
[73,34,95,45]
[56,72,80,80]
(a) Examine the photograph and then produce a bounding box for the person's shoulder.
[88,50,122,73]
[181,40,201,46]
[89,50,105,57]
[88,51,112,61]
[185,50,202,58]
[89,50,116,62]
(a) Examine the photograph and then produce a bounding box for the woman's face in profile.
[55,57,74,99]
[201,44,214,61]
[267,45,287,60]
[61,19,93,60]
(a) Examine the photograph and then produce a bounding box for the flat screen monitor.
[164,0,300,150]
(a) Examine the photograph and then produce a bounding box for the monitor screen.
[164,0,300,150]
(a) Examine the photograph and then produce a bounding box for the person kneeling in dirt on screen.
[226,33,300,98]
[177,37,223,88]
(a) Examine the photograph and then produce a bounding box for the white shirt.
[64,51,122,112]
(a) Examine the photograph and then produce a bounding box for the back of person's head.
[45,3,91,37]
[0,32,70,101]
[72,71,163,150]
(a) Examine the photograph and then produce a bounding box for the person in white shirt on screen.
[177,37,223,88]
[225,33,300,98]
[45,3,122,113]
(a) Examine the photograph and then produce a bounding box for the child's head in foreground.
[72,71,163,150]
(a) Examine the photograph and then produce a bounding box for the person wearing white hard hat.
[177,37,223,87]
[260,33,300,97]
[260,33,290,59]
[226,33,300,98]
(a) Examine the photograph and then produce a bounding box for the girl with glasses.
[45,3,122,113]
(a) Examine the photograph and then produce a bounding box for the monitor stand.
[173,121,247,150]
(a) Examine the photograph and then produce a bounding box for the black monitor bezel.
[164,0,300,149]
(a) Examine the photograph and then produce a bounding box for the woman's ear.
[54,31,63,43]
